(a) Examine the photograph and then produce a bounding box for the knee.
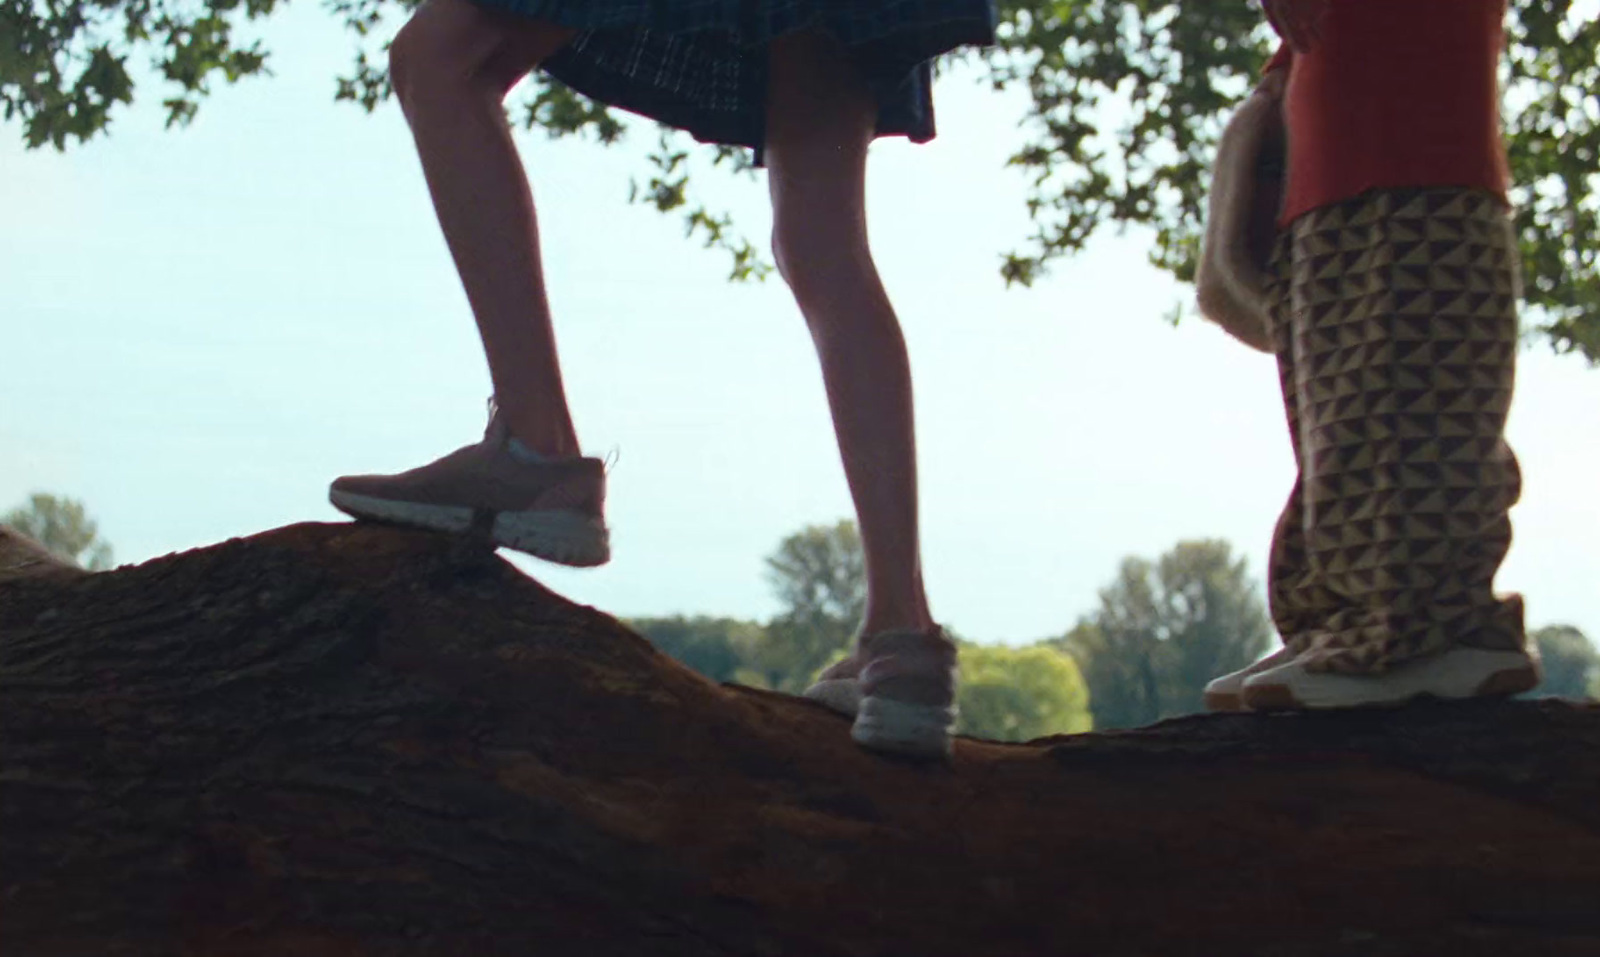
[771,220,831,318]
[389,16,446,108]
[770,202,870,315]
[770,222,802,295]
[388,5,494,108]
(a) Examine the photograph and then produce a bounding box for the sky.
[3,4,1598,646]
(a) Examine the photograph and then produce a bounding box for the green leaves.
[7,0,1597,359]
[987,0,1600,362]
[638,519,1097,739]
[989,1,1268,289]
[754,520,865,689]
[1,0,277,148]
[628,133,770,282]
[1,0,135,149]
[1059,539,1272,730]
[955,641,1092,742]
[2,492,115,570]
[1503,6,1600,361]
[1527,624,1600,700]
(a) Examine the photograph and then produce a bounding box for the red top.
[1265,0,1510,225]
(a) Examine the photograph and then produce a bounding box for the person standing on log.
[1205,0,1543,711]
[326,0,995,756]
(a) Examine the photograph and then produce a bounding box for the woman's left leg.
[765,30,954,755]
[765,30,934,641]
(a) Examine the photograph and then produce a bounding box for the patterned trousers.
[1266,188,1526,675]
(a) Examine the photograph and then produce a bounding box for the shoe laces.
[484,396,503,441]
[490,395,621,470]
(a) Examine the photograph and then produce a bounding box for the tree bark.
[3,522,1598,956]
[0,526,90,583]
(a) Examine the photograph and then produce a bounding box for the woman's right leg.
[389,0,580,457]
[329,2,608,567]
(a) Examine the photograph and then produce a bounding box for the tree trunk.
[0,526,90,583]
[3,522,1598,956]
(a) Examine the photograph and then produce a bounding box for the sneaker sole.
[851,696,955,758]
[329,489,610,568]
[803,678,862,718]
[1203,689,1245,713]
[1243,662,1541,712]
[1203,650,1299,714]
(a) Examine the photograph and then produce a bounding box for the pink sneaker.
[329,403,610,567]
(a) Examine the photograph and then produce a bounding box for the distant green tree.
[626,616,765,685]
[2,493,113,571]
[1061,540,1272,731]
[1528,625,1599,700]
[755,520,865,692]
[956,641,1093,742]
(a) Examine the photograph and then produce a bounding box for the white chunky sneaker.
[803,655,864,717]
[1202,646,1297,712]
[850,628,959,759]
[1240,645,1542,712]
[329,401,610,567]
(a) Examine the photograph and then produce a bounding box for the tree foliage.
[955,640,1093,741]
[631,523,868,694]
[2,492,114,571]
[764,520,866,630]
[625,615,763,685]
[753,520,865,692]
[639,520,1097,741]
[6,1,1597,357]
[1528,624,1599,700]
[626,523,870,694]
[1060,539,1271,730]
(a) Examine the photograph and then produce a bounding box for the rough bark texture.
[2,522,1599,957]
[0,526,89,583]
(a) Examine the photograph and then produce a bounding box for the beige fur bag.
[1196,72,1288,353]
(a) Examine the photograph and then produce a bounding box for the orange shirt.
[1266,0,1510,225]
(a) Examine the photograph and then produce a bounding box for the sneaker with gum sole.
[1240,645,1542,712]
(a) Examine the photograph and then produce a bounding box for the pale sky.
[4,4,1597,645]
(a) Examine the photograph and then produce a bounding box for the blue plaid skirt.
[469,0,998,154]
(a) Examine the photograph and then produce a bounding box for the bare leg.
[766,31,935,638]
[389,0,580,456]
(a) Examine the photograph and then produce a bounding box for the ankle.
[857,614,939,643]
[859,594,935,639]
[504,426,580,460]
[507,436,568,463]
[492,398,578,460]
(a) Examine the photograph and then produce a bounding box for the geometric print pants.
[1266,188,1527,675]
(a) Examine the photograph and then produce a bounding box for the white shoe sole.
[802,678,862,717]
[851,696,955,758]
[1203,648,1297,713]
[1203,687,1248,713]
[1242,647,1540,711]
[329,489,610,567]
